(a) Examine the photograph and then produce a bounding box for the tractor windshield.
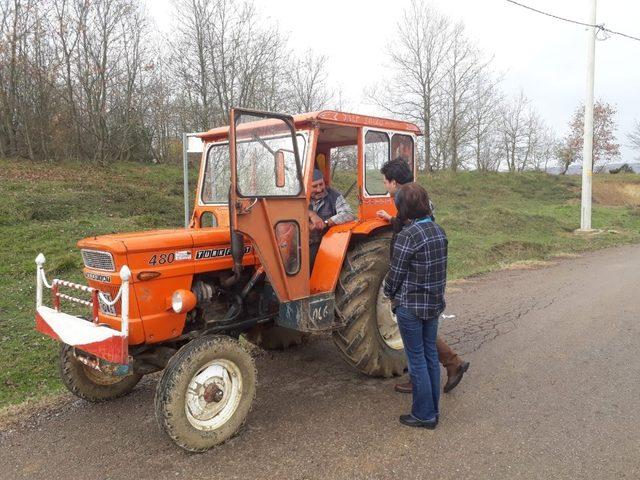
[200,134,307,204]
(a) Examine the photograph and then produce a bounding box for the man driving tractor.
[308,169,355,268]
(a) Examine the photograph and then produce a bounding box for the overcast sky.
[149,0,640,162]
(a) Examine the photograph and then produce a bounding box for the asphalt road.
[1,244,639,479]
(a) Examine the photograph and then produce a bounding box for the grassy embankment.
[1,157,639,410]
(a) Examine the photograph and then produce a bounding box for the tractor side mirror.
[275,150,286,188]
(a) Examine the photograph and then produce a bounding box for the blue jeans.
[396,306,440,421]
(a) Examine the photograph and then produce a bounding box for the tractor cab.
[192,109,420,313]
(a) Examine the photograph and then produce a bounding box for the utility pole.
[579,0,597,232]
[182,133,190,228]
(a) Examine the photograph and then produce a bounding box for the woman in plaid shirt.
[384,182,448,429]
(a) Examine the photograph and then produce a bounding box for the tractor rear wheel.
[245,324,309,350]
[332,234,407,378]
[154,335,256,452]
[59,344,142,402]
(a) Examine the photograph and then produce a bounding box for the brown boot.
[394,380,412,394]
[443,361,470,393]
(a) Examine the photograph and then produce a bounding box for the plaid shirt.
[384,218,448,320]
[389,200,436,259]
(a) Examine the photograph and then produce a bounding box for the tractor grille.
[81,249,115,272]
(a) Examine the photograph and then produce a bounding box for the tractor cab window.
[329,145,358,209]
[364,130,389,196]
[391,134,414,172]
[201,133,307,204]
[275,221,301,275]
[202,142,231,204]
[234,114,305,198]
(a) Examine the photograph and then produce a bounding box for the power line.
[506,0,595,28]
[506,0,640,43]
[602,27,640,43]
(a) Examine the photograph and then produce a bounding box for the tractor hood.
[77,228,232,255]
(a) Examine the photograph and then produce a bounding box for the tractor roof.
[197,110,422,142]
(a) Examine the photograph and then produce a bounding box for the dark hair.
[380,159,413,185]
[394,182,432,221]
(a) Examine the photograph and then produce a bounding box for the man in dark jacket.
[378,159,470,394]
[308,169,355,269]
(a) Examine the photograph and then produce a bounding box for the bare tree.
[170,0,291,130]
[496,92,554,173]
[2,0,562,175]
[530,124,557,172]
[370,1,500,172]
[145,52,181,163]
[0,0,61,160]
[51,0,84,158]
[368,0,452,172]
[430,107,451,170]
[0,0,20,157]
[498,91,529,172]
[23,2,59,159]
[555,143,574,175]
[519,110,540,172]
[0,0,34,158]
[443,22,486,171]
[627,120,640,161]
[0,0,337,164]
[469,71,502,171]
[111,4,151,161]
[168,0,213,130]
[287,50,332,112]
[50,0,154,163]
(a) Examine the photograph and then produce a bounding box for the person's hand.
[391,299,400,314]
[308,210,325,230]
[377,210,392,222]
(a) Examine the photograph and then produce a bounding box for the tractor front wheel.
[59,344,142,402]
[154,335,256,452]
[332,234,407,378]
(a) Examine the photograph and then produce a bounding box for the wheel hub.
[82,364,124,386]
[203,384,224,403]
[185,359,243,431]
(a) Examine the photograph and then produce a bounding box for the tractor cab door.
[228,109,310,302]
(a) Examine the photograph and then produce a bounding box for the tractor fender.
[309,219,392,295]
[350,218,393,237]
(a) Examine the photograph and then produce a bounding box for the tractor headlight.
[171,289,197,313]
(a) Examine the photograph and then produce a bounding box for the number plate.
[98,293,117,316]
[277,293,336,332]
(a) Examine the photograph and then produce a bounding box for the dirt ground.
[1,244,639,480]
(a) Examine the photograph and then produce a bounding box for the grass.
[420,171,640,278]
[1,157,639,410]
[0,158,198,410]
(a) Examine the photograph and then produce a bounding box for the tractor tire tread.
[59,344,141,403]
[331,234,406,378]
